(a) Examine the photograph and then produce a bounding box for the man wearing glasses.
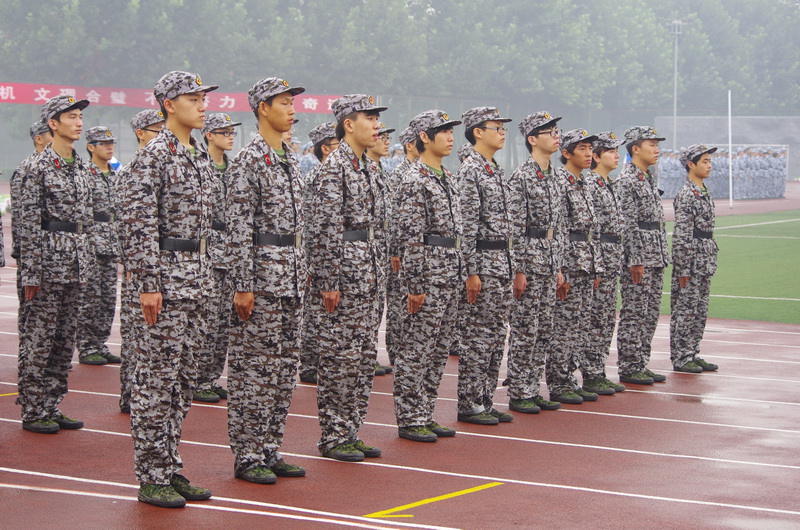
[505,112,566,414]
[456,106,519,426]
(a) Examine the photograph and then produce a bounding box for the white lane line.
[699,354,800,365]
[714,235,800,240]
[705,327,800,336]
[662,292,800,302]
[715,218,800,230]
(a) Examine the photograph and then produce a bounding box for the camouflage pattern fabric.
[299,163,325,380]
[113,160,136,410]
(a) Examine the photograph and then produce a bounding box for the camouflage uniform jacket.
[507,157,563,276]
[394,161,464,295]
[367,157,391,265]
[586,170,624,274]
[226,136,306,297]
[17,145,95,286]
[120,128,214,300]
[615,163,670,268]
[302,162,324,276]
[10,150,40,261]
[208,154,230,271]
[86,161,118,259]
[309,139,382,295]
[458,149,517,280]
[555,168,603,276]
[387,158,414,257]
[672,179,717,277]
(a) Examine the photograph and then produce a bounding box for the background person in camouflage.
[581,132,627,396]
[299,121,338,384]
[116,109,165,414]
[505,112,565,414]
[392,110,463,442]
[16,95,95,434]
[670,144,720,374]
[615,126,670,386]
[310,94,387,462]
[76,126,121,366]
[193,112,242,404]
[225,77,308,485]
[120,71,218,508]
[456,106,519,426]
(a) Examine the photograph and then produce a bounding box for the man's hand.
[679,276,690,289]
[140,292,163,326]
[629,265,645,284]
[556,281,570,301]
[556,270,565,289]
[593,276,601,289]
[390,256,401,273]
[408,293,426,314]
[24,285,41,301]
[234,291,255,321]
[466,275,482,304]
[321,290,340,313]
[513,272,527,300]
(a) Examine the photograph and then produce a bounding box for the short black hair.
[415,124,451,154]
[313,141,325,161]
[684,152,704,172]
[559,143,579,165]
[524,124,548,154]
[626,139,644,157]
[252,94,277,120]
[465,121,486,146]
[335,110,380,141]
[591,145,612,170]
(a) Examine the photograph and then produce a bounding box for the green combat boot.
[138,484,186,508]
[170,474,211,500]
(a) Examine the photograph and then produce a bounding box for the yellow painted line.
[0,392,19,397]
[364,481,503,518]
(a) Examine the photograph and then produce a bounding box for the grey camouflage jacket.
[86,161,118,259]
[555,168,603,276]
[586,170,624,275]
[615,163,670,268]
[672,179,717,277]
[10,150,39,261]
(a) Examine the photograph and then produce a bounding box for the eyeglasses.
[378,134,391,142]
[211,131,237,138]
[534,129,560,138]
[90,141,115,146]
[143,127,163,133]
[479,126,507,133]
[325,141,340,148]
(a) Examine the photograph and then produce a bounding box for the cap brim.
[380,128,396,134]
[442,120,462,128]
[364,105,389,113]
[198,85,220,93]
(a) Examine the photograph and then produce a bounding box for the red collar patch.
[596,178,605,186]
[169,142,177,155]
[264,154,273,166]
[420,166,429,176]
[53,158,61,169]
[566,173,575,185]
[485,163,494,175]
[535,169,545,180]
[352,157,360,170]
[693,189,700,197]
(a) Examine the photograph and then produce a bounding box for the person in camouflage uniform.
[544,129,604,405]
[505,112,565,414]
[581,132,628,396]
[615,126,670,385]
[117,109,166,414]
[224,77,308,484]
[16,95,95,434]
[192,112,242,404]
[455,107,519,426]
[392,109,464,442]
[384,126,419,366]
[310,94,387,462]
[120,71,218,508]
[75,126,121,366]
[670,144,720,374]
[299,121,338,384]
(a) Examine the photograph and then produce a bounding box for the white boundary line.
[715,218,800,230]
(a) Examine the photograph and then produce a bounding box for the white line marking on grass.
[714,235,800,240]
[663,292,800,302]
[715,218,800,230]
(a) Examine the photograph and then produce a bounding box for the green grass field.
[658,209,800,324]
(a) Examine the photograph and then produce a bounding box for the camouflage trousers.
[316,292,379,454]
[118,273,138,410]
[457,277,512,415]
[582,271,620,379]
[196,268,231,392]
[227,295,301,475]
[669,274,711,368]
[384,268,405,365]
[617,267,664,375]
[16,281,81,422]
[545,273,594,396]
[76,254,118,358]
[506,273,557,400]
[449,296,465,357]
[298,283,322,381]
[393,282,460,427]
[130,298,205,485]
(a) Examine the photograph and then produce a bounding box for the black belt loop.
[423,234,460,249]
[637,221,663,231]
[159,237,207,253]
[693,228,713,240]
[42,220,83,234]
[253,232,302,247]
[569,230,593,242]
[598,233,621,244]
[212,220,226,231]
[525,227,554,240]
[343,229,374,241]
[93,212,114,222]
[476,238,509,251]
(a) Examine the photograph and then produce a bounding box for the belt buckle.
[199,238,207,254]
[587,230,593,242]
[507,238,513,251]
[546,228,553,240]
[368,227,374,241]
[76,221,83,234]
[295,233,302,248]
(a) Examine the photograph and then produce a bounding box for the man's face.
[529,126,560,155]
[137,121,165,145]
[168,92,207,130]
[690,153,712,179]
[348,112,381,151]
[405,141,420,160]
[90,140,115,162]
[208,126,236,151]
[635,139,660,166]
[373,132,391,157]
[50,109,83,142]
[564,141,593,170]
[263,93,296,135]
[425,128,454,158]
[477,120,506,151]
[594,147,620,171]
[34,131,53,150]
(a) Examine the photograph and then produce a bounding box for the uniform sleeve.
[616,176,645,268]
[395,175,428,295]
[225,154,257,292]
[17,164,44,286]
[671,188,694,277]
[459,163,482,277]
[311,162,344,292]
[507,170,529,275]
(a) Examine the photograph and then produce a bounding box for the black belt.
[343,229,374,241]
[637,221,663,230]
[253,232,301,247]
[525,227,554,240]
[476,238,509,250]
[569,230,593,242]
[693,228,713,240]
[212,220,226,231]
[93,212,115,222]
[42,220,83,234]
[160,237,207,253]
[423,234,460,248]
[598,233,621,244]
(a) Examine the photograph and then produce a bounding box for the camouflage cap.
[130,109,165,133]
[560,129,598,150]
[85,126,117,143]
[379,122,396,135]
[624,125,666,144]
[392,143,403,150]
[398,126,417,145]
[153,70,218,106]
[247,77,305,112]
[308,121,336,145]
[409,109,462,136]
[457,143,474,163]
[593,131,625,150]
[40,95,90,123]
[331,94,388,122]
[201,112,242,135]
[679,144,718,167]
[29,120,51,139]
[461,106,512,130]
[518,111,562,137]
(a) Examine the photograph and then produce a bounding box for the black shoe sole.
[272,468,306,477]
[456,415,500,425]
[174,490,212,501]
[398,430,437,443]
[138,495,186,508]
[54,420,84,429]
[582,387,615,396]
[508,404,541,414]
[619,376,654,385]
[429,428,456,437]
[22,424,59,434]
[322,451,364,462]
